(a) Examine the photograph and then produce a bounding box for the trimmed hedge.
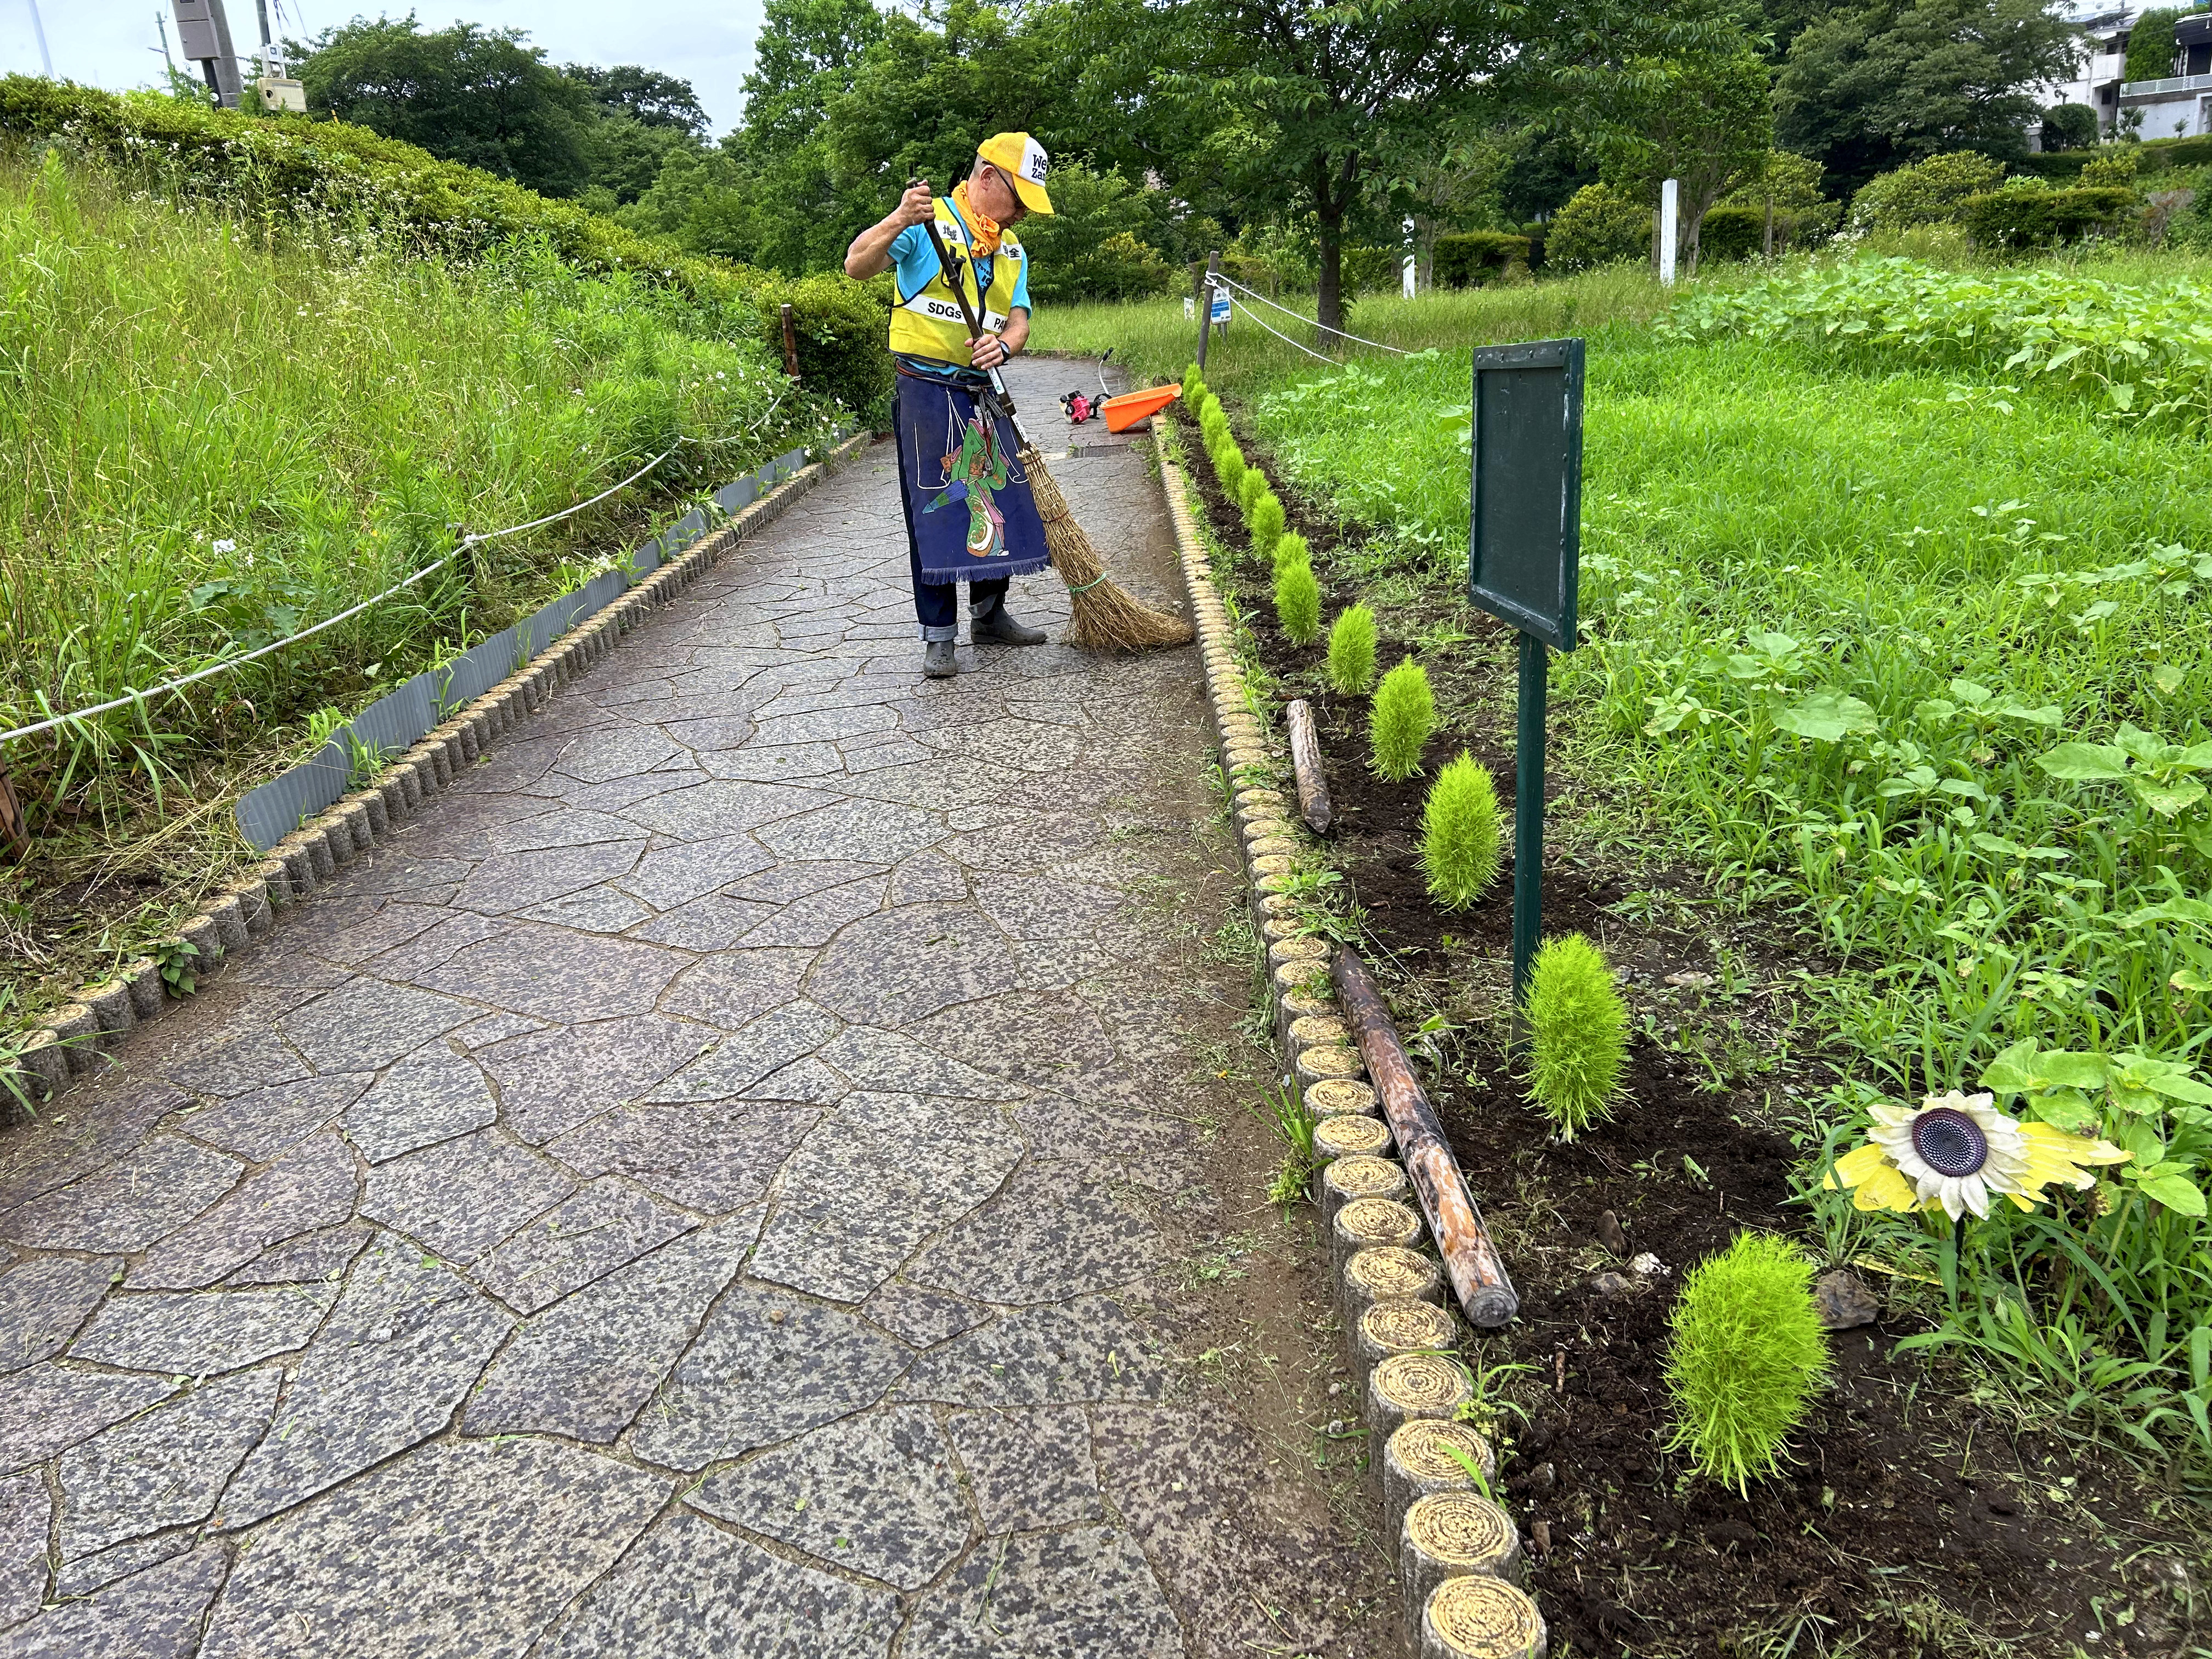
[0,75,893,415]
[1434,231,1531,287]
[2015,132,2212,182]
[1962,185,2137,247]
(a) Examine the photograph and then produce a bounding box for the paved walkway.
[0,362,1376,1658]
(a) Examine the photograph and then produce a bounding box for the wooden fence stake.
[0,766,26,862]
[1285,698,1333,834]
[780,303,800,380]
[1333,946,1517,1326]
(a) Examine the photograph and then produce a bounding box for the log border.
[0,431,873,1122]
[1154,410,1550,1658]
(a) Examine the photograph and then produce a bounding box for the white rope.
[1210,270,1409,357]
[0,394,809,750]
[1214,286,1338,364]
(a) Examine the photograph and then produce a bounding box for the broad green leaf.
[1949,678,1993,706]
[2134,1172,2207,1216]
[2114,724,2165,763]
[1995,701,2063,727]
[2131,776,2208,818]
[2108,382,2136,411]
[1774,692,1876,743]
[2025,1090,2101,1132]
[1980,1040,2040,1097]
[2114,897,2212,928]
[2037,1052,2112,1091]
[2036,743,2130,781]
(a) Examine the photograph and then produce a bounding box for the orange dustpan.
[1103,383,1182,433]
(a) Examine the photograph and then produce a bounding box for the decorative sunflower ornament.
[1826,1091,2130,1221]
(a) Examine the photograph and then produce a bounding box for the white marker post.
[1402,255,1417,300]
[1658,178,1679,286]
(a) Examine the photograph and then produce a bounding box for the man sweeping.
[844,133,1057,679]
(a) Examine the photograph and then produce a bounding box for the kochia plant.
[1238,466,1268,519]
[1369,658,1434,781]
[1663,1232,1830,1493]
[1183,366,1205,411]
[1422,753,1503,909]
[1215,443,1248,499]
[1273,531,1309,574]
[1328,603,1378,695]
[1274,555,1322,645]
[1250,491,1285,563]
[1525,932,1627,1138]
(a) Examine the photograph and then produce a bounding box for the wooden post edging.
[1153,412,1548,1659]
[1285,698,1333,835]
[1333,946,1518,1328]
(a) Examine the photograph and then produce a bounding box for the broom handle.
[910,183,1033,445]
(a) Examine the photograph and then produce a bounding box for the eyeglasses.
[978,164,1028,221]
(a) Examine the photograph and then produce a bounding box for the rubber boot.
[972,597,1046,646]
[923,639,958,679]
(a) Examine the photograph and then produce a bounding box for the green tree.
[564,64,708,134]
[294,18,595,198]
[1776,0,2082,193]
[2124,7,2188,82]
[1545,180,1651,267]
[1081,0,1509,334]
[1579,36,1773,269]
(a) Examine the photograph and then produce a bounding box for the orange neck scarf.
[952,181,1003,256]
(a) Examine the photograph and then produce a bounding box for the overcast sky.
[0,0,772,134]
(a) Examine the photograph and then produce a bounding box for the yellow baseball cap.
[977,132,1054,215]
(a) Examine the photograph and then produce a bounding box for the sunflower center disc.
[1911,1107,1988,1178]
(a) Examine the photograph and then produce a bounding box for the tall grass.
[0,150,827,809]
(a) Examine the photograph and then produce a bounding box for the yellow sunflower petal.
[1830,1142,1893,1189]
[2005,1189,2040,1212]
[1850,1163,1921,1213]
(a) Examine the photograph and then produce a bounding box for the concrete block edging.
[1154,411,1550,1659]
[1,431,873,1120]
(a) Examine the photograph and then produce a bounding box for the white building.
[2041,3,2212,141]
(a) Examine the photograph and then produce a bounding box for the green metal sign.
[1465,337,1585,1001]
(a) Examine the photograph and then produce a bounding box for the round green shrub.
[1249,491,1286,563]
[1273,530,1309,574]
[1183,365,1205,409]
[1215,444,1248,498]
[1421,753,1502,909]
[1524,932,1627,1139]
[1274,556,1322,644]
[1327,603,1378,695]
[1663,1232,1830,1494]
[1368,658,1434,781]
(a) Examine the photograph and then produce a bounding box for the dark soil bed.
[1180,422,2203,1658]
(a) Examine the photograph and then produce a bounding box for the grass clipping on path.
[1524,932,1627,1139]
[1664,1232,1831,1493]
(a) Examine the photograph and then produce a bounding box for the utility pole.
[172,0,244,107]
[25,0,53,77]
[154,9,176,72]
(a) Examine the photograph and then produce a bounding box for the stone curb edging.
[1,431,874,1123]
[1154,412,1550,1659]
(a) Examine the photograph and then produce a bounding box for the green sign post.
[1465,337,1585,1001]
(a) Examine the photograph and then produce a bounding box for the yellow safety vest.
[888,200,1026,364]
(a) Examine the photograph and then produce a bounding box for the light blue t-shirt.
[890,200,1031,381]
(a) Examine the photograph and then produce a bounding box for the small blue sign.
[1209,291,1231,325]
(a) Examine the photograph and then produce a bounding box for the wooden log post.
[1285,699,1334,834]
[1334,947,1519,1328]
[1402,1492,1525,1633]
[780,303,802,380]
[1343,1245,1446,1322]
[1420,1575,1549,1659]
[1382,1418,1498,1544]
[0,765,27,862]
[1321,1153,1409,1226]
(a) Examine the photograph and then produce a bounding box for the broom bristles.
[1022,443,1194,652]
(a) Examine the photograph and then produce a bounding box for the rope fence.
[1206,270,1411,359]
[0,392,797,751]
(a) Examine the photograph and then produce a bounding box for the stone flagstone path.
[0,361,1380,1658]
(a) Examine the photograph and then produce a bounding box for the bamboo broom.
[916,213,1193,652]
